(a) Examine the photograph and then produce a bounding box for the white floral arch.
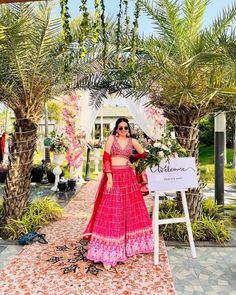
[77,90,165,141]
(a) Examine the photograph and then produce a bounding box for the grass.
[199,145,236,184]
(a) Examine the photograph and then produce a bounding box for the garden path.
[0,177,175,295]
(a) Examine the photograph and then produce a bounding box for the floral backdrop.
[62,91,86,179]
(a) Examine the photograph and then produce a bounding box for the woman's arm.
[132,138,144,154]
[103,135,114,191]
[130,139,146,162]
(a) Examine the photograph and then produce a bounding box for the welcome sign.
[146,157,198,191]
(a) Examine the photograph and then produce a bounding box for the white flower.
[158,151,165,157]
[161,144,169,150]
[154,142,161,148]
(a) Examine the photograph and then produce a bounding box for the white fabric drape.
[76,90,101,141]
[126,96,165,140]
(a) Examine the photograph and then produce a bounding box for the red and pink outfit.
[83,136,154,266]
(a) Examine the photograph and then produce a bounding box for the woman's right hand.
[107,175,113,192]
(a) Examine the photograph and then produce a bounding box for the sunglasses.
[118,126,129,131]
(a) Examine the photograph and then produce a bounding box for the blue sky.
[52,0,235,36]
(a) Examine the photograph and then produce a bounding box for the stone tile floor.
[167,246,236,295]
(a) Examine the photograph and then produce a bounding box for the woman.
[83,118,154,270]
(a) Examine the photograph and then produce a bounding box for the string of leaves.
[100,0,107,68]
[116,0,123,66]
[59,0,73,87]
[124,0,130,44]
[92,0,101,44]
[131,0,140,67]
[79,0,90,58]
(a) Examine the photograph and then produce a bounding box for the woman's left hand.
[127,161,134,169]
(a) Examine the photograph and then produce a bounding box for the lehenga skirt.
[86,165,154,266]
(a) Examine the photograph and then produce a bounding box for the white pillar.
[100,107,103,142]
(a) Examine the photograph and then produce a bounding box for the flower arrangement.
[62,91,86,171]
[50,134,69,154]
[136,135,187,174]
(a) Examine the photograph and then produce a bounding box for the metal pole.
[214,112,225,205]
[233,115,236,169]
[85,145,91,181]
[44,102,50,164]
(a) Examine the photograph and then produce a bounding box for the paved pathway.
[0,178,175,295]
[167,246,236,295]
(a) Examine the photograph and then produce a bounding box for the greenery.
[0,197,63,240]
[199,145,236,184]
[159,198,230,244]
[136,136,187,174]
[47,101,63,123]
[199,114,236,148]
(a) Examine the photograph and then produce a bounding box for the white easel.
[152,190,197,265]
[146,157,198,265]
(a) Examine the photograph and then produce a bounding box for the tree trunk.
[166,110,203,219]
[0,118,37,238]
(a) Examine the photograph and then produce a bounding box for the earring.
[126,132,130,137]
[116,132,119,137]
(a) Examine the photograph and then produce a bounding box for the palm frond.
[182,0,210,38]
[206,1,236,41]
[0,3,62,118]
[141,0,182,40]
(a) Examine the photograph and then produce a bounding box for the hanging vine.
[124,0,130,45]
[100,0,107,68]
[92,0,101,44]
[115,0,123,67]
[79,0,90,58]
[60,0,73,87]
[131,0,140,68]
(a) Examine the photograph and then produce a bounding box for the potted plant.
[49,134,69,191]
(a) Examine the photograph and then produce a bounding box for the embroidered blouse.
[110,136,133,159]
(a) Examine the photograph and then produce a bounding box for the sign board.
[146,157,198,191]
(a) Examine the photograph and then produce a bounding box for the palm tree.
[0,3,62,237]
[138,0,236,218]
[77,0,236,218]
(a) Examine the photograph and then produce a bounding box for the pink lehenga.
[83,136,154,266]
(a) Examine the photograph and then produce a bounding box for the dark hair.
[112,117,132,137]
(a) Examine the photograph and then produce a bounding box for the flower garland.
[124,0,130,45]
[100,0,107,68]
[131,0,140,67]
[79,0,90,57]
[60,0,72,87]
[62,92,86,172]
[115,0,123,66]
[92,0,101,44]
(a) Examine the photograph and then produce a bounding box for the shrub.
[2,197,63,240]
[159,198,230,244]
[202,198,224,220]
